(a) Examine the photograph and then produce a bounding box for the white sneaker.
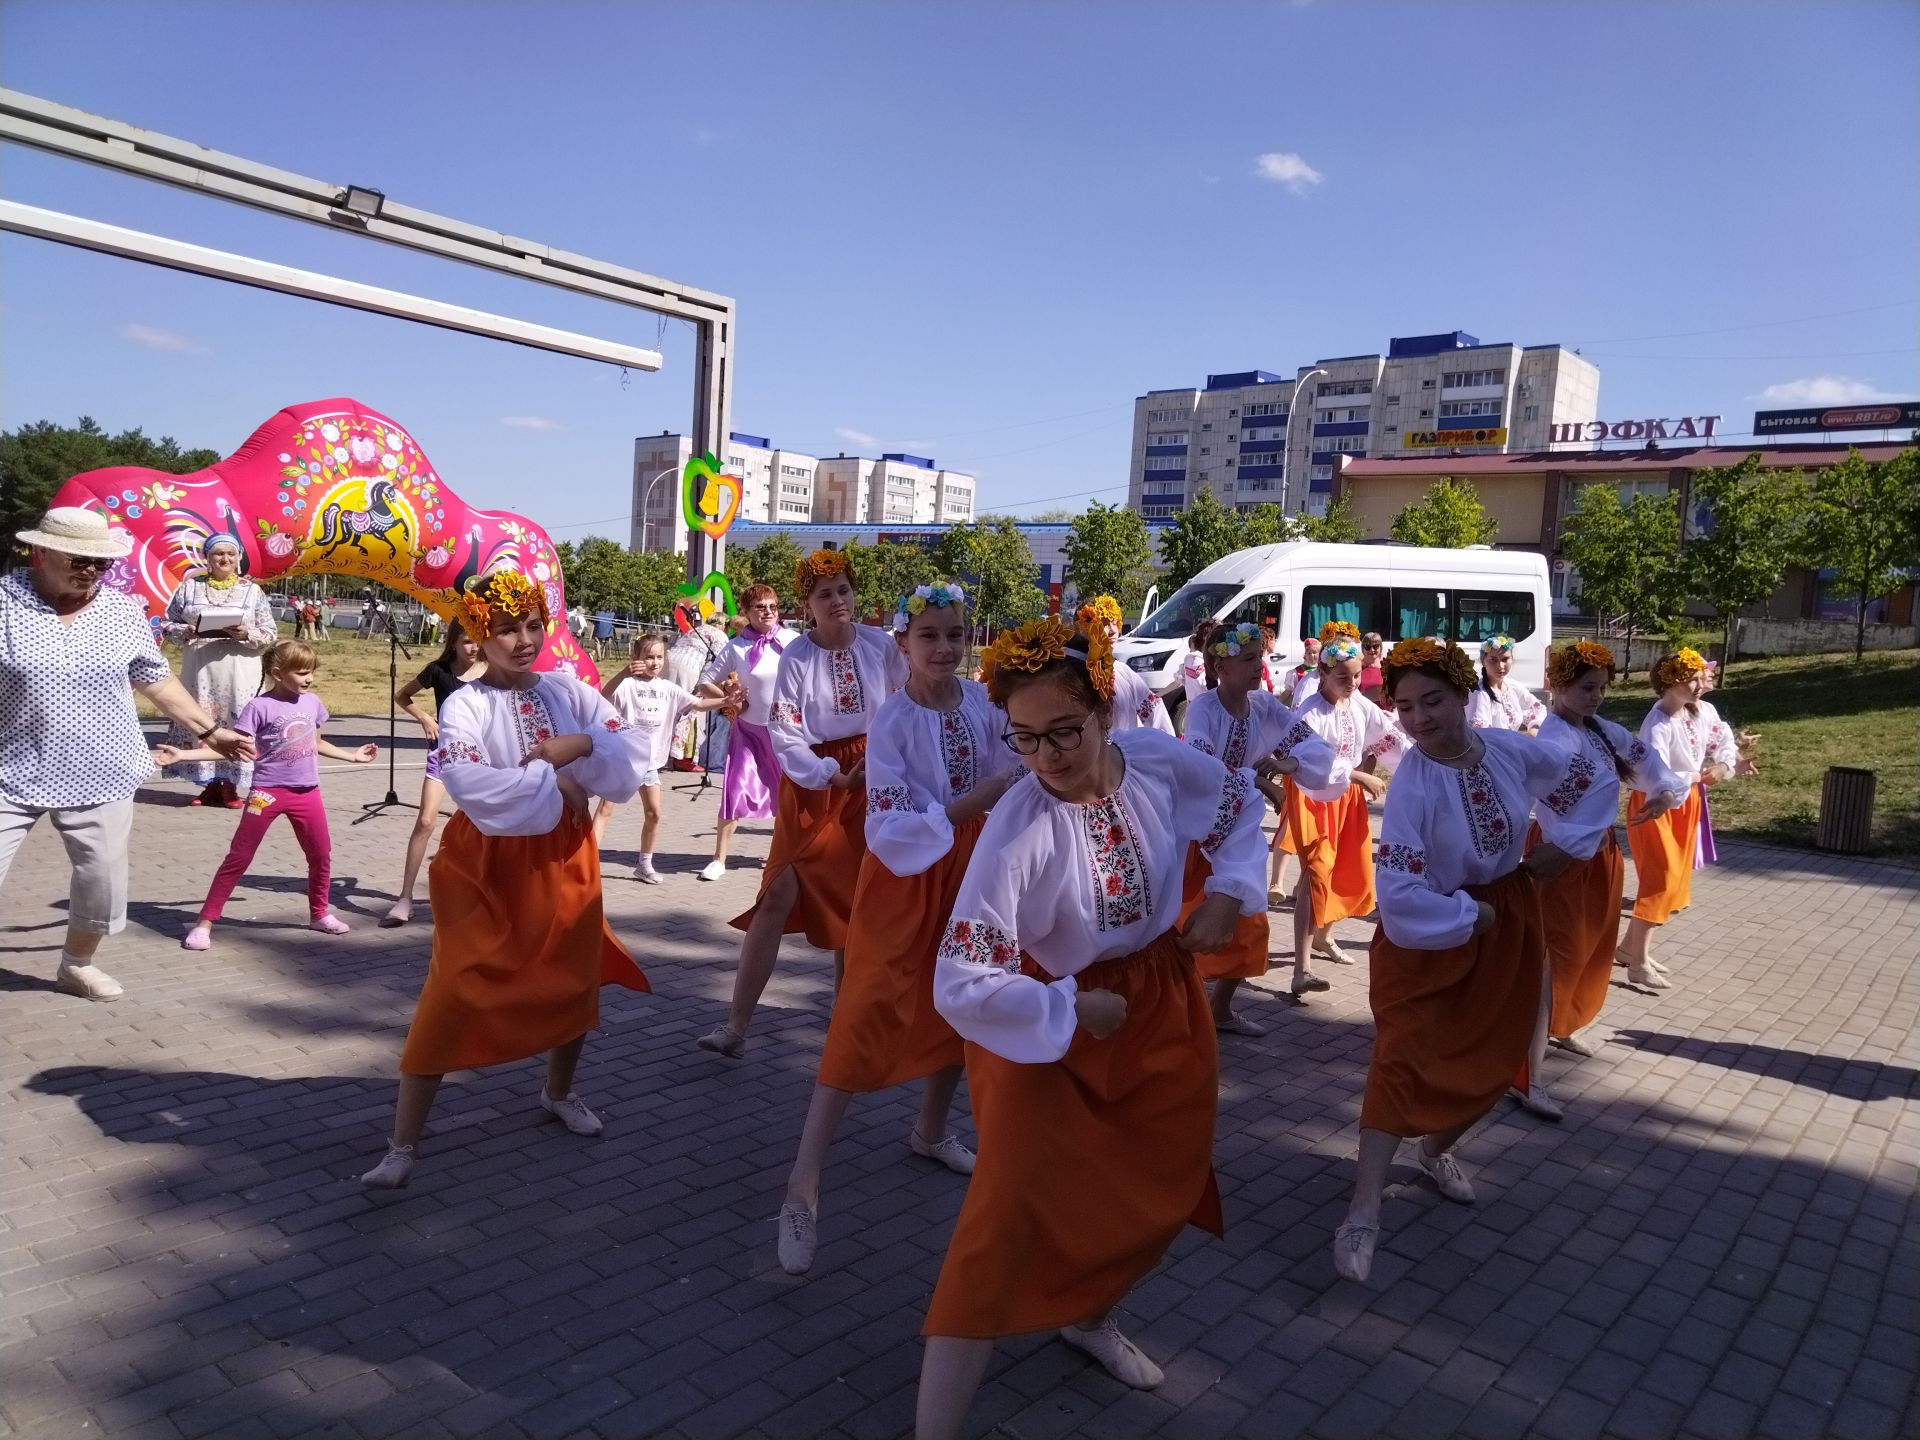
[540,1088,604,1136]
[1417,1145,1476,1203]
[909,1131,976,1175]
[1333,1221,1378,1282]
[55,962,123,1001]
[360,1143,415,1189]
[777,1202,818,1274]
[634,860,663,885]
[1314,937,1357,966]
[699,860,726,883]
[1059,1316,1163,1389]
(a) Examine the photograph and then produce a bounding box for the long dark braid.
[1582,714,1634,783]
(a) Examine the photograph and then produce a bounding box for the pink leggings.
[199,785,333,923]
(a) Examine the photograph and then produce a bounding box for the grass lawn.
[1601,648,1919,860]
[139,626,450,723]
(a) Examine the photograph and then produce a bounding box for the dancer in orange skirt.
[362,572,653,1189]
[1272,622,1404,994]
[1331,638,1599,1281]
[1618,648,1737,990]
[1178,621,1307,1034]
[697,550,907,1058]
[772,583,1020,1273]
[1508,641,1685,1120]
[915,618,1268,1439]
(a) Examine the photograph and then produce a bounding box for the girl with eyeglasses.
[914,617,1267,1437]
[1466,634,1546,734]
[1177,621,1313,1034]
[698,550,907,1059]
[772,583,1019,1276]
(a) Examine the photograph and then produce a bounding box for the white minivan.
[1115,541,1551,724]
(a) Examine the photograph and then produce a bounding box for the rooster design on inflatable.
[49,397,597,684]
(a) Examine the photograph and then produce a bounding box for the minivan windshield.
[1129,583,1241,641]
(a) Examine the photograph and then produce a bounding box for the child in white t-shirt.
[594,633,740,882]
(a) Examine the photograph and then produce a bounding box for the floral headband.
[795,548,852,599]
[459,569,548,636]
[1381,636,1477,694]
[892,580,968,633]
[1318,619,1362,645]
[981,616,1115,703]
[1074,595,1123,633]
[1208,621,1269,658]
[1480,634,1516,656]
[1547,639,1616,690]
[1650,647,1708,691]
[1320,638,1362,663]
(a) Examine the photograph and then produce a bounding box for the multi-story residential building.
[1127,332,1600,520]
[631,430,819,553]
[811,452,975,528]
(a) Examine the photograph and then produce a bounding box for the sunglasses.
[57,553,116,573]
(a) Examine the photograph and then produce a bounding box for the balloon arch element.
[50,397,597,684]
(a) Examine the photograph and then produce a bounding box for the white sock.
[60,949,92,971]
[639,852,653,866]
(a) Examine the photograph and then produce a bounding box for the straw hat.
[15,507,133,560]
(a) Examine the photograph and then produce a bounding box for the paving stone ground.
[2,723,1916,1440]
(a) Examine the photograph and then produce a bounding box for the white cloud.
[835,426,880,448]
[1753,375,1904,406]
[1253,151,1324,195]
[120,322,207,354]
[501,415,564,431]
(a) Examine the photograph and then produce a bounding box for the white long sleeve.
[556,676,651,801]
[1182,689,1297,772]
[1697,700,1739,770]
[1467,682,1546,732]
[767,626,906,790]
[1275,690,1404,799]
[1640,706,1702,786]
[863,682,1015,877]
[1535,713,1688,859]
[435,675,645,835]
[1111,663,1174,734]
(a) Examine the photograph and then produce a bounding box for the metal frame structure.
[0,88,734,581]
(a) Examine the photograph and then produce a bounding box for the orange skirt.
[1361,866,1542,1137]
[817,813,984,1092]
[730,734,868,951]
[1628,784,1702,925]
[1284,778,1375,924]
[400,811,648,1075]
[923,931,1224,1338]
[1530,823,1625,1039]
[1178,843,1270,980]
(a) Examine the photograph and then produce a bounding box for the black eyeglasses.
[1003,712,1097,757]
[58,553,115,572]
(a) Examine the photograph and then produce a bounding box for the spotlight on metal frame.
[330,186,385,226]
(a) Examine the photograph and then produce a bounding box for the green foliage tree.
[1299,492,1365,544]
[965,518,1045,634]
[1061,501,1152,614]
[848,540,938,622]
[633,550,691,624]
[1239,503,1290,549]
[1559,483,1688,654]
[1,417,221,567]
[1389,477,1499,548]
[931,523,978,582]
[1157,489,1243,589]
[1685,453,1808,679]
[1802,447,1920,660]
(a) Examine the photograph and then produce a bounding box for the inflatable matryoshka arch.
[48,397,598,684]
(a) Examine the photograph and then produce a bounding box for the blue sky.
[2,0,1915,540]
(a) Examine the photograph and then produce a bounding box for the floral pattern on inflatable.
[49,397,596,683]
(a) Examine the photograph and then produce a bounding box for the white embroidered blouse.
[1466,681,1547,733]
[1110,662,1176,735]
[1373,728,1599,950]
[1272,688,1407,802]
[435,674,647,837]
[766,625,909,789]
[863,680,1019,877]
[931,728,1268,1063]
[1535,712,1688,860]
[1179,649,1208,705]
[1182,688,1300,773]
[1639,698,1739,788]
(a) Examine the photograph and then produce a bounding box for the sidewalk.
[2,728,1915,1440]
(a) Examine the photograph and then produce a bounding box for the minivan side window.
[1302,585,1388,639]
[1392,587,1449,641]
[1453,590,1536,643]
[1225,591,1284,636]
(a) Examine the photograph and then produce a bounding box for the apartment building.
[811,453,976,528]
[1128,332,1600,520]
[631,431,818,553]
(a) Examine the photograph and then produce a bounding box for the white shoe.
[540,1088,604,1136]
[696,1025,747,1059]
[1314,937,1357,966]
[909,1131,976,1175]
[777,1202,818,1275]
[360,1143,415,1189]
[1550,1032,1599,1058]
[1627,965,1671,991]
[634,860,663,885]
[55,962,123,1001]
[1417,1145,1476,1203]
[1060,1316,1163,1389]
[1508,1083,1564,1122]
[1333,1221,1378,1282]
[699,860,726,882]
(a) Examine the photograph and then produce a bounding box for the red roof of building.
[1340,441,1913,478]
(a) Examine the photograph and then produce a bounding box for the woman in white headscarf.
[161,537,277,806]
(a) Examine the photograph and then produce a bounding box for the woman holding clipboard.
[160,536,277,808]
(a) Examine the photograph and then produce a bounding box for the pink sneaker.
[181,924,212,952]
[312,914,350,935]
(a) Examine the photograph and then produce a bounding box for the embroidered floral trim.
[440,740,483,767]
[1541,751,1600,817]
[829,645,864,717]
[1084,795,1151,931]
[1376,841,1425,874]
[511,689,559,758]
[868,784,913,814]
[939,708,976,796]
[1334,703,1359,759]
[1274,718,1313,757]
[940,916,1021,974]
[1200,769,1252,855]
[1136,690,1158,726]
[1454,763,1515,858]
[602,716,629,733]
[1221,713,1250,770]
[1626,739,1649,766]
[769,700,802,726]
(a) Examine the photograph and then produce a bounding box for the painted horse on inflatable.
[48,397,596,684]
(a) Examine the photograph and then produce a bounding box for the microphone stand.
[354,609,417,824]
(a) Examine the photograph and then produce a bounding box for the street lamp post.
[639,466,678,552]
[1282,368,1328,516]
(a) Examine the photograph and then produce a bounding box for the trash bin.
[1816,767,1876,854]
